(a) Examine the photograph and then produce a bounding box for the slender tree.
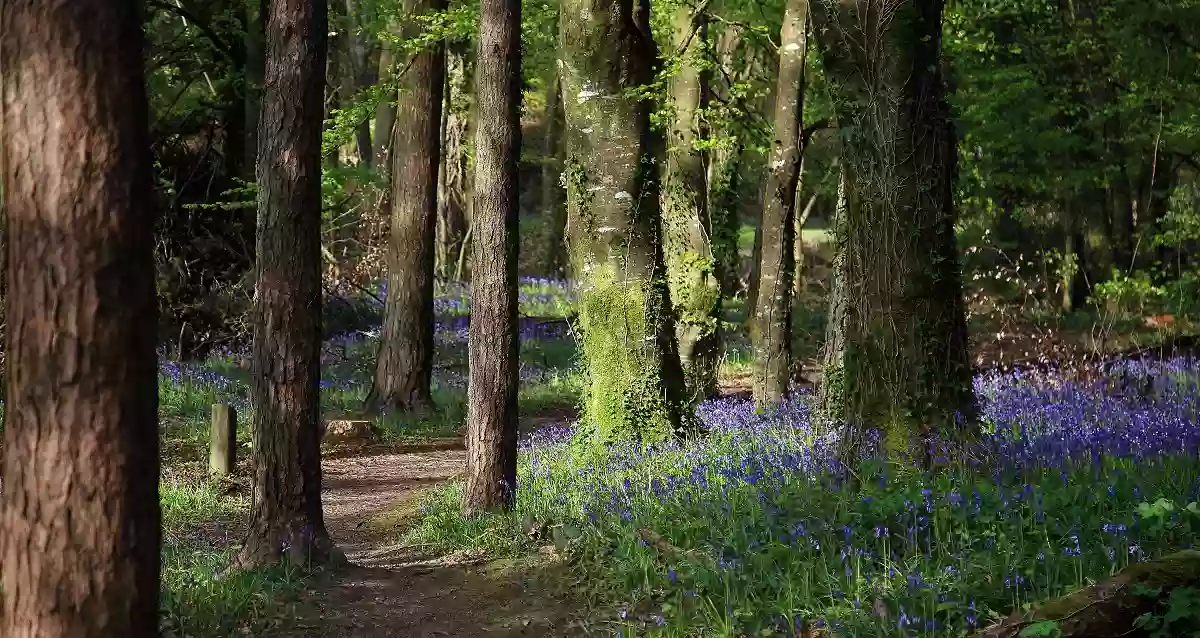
[560,0,691,444]
[463,0,522,515]
[814,0,976,463]
[437,40,473,279]
[238,0,340,567]
[750,0,807,408]
[662,2,722,400]
[367,0,447,415]
[0,0,161,634]
[540,75,568,278]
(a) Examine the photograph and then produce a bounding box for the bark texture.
[367,0,447,415]
[751,0,807,408]
[0,1,161,634]
[463,0,522,515]
[560,0,691,444]
[239,0,339,568]
[662,7,721,401]
[814,0,977,463]
[373,34,398,167]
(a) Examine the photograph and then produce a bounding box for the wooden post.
[209,403,237,477]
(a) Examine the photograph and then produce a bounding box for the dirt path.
[274,428,583,638]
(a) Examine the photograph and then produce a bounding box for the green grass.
[402,377,1200,636]
[159,480,309,636]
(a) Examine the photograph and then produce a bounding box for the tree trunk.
[705,27,749,298]
[341,0,373,165]
[793,191,817,296]
[0,1,161,634]
[437,40,472,280]
[463,0,521,515]
[245,0,266,176]
[366,0,446,414]
[815,0,977,464]
[750,0,806,408]
[560,0,691,444]
[238,0,340,568]
[540,74,568,278]
[373,35,398,168]
[663,6,721,400]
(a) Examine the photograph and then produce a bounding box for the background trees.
[0,0,161,634]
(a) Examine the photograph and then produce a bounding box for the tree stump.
[321,419,380,445]
[209,403,237,477]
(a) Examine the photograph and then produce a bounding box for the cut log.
[974,550,1200,638]
[321,419,381,445]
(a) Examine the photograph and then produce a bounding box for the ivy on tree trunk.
[814,0,977,465]
[559,0,692,445]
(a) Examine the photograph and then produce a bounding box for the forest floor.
[271,412,587,638]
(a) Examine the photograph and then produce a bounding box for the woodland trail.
[273,417,582,638]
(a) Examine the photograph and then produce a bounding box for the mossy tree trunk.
[463,0,521,515]
[559,0,692,444]
[814,0,976,464]
[663,4,722,401]
[750,0,808,408]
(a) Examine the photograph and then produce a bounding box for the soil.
[269,417,587,638]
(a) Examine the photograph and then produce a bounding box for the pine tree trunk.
[663,7,721,400]
[814,0,976,464]
[560,0,691,444]
[751,0,806,408]
[540,75,568,278]
[463,0,522,515]
[0,1,161,634]
[238,0,340,568]
[367,0,446,414]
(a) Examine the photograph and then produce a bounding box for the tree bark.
[0,1,161,634]
[463,0,522,515]
[662,6,721,400]
[540,74,568,278]
[751,0,806,408]
[366,0,446,414]
[560,0,692,444]
[238,0,340,568]
[815,0,977,463]
[437,40,472,280]
[341,0,373,165]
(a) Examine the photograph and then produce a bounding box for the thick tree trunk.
[0,1,161,634]
[560,0,691,444]
[366,0,446,414]
[751,0,806,408]
[815,0,977,463]
[238,0,340,568]
[437,41,472,280]
[663,7,721,400]
[540,75,568,278]
[463,0,522,515]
